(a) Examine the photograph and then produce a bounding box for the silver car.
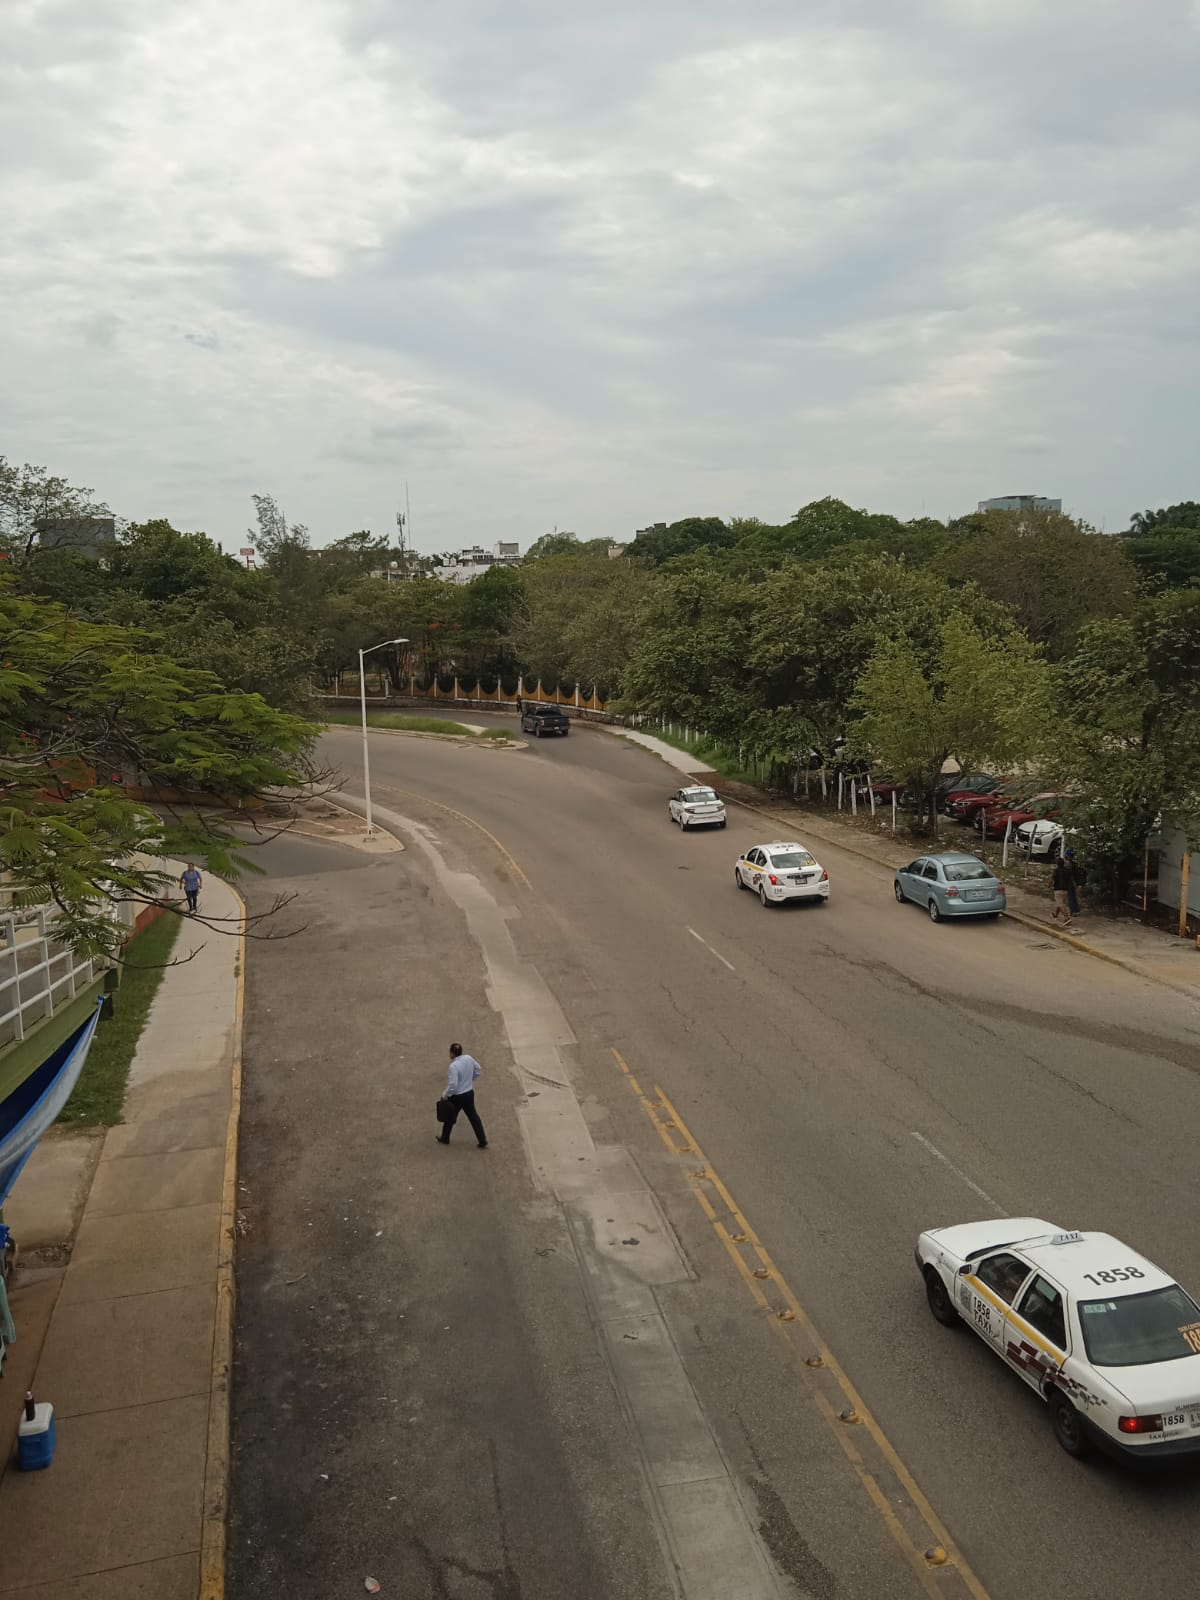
[894,853,1006,922]
[668,785,727,830]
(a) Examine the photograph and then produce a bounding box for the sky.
[3,0,1199,554]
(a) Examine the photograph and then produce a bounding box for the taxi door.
[743,848,764,885]
[961,1251,1033,1360]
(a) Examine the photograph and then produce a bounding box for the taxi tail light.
[820,868,829,881]
[1118,1414,1162,1434]
[768,873,781,885]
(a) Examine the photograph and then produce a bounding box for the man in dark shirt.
[1051,854,1075,925]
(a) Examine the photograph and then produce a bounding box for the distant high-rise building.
[977,495,1062,514]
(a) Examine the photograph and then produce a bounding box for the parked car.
[735,842,830,906]
[893,853,1006,922]
[668,785,726,830]
[521,703,570,738]
[940,774,1001,813]
[948,782,1025,823]
[975,792,1067,836]
[1015,819,1072,859]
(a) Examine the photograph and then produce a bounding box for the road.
[234,718,1200,1600]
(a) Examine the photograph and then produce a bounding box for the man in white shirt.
[437,1042,488,1148]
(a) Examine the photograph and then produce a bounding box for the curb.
[198,881,246,1600]
[688,782,1197,1000]
[323,724,525,750]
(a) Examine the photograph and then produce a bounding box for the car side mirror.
[958,1264,972,1277]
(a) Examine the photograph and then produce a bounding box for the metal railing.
[0,909,103,1048]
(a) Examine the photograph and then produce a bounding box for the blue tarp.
[0,1002,103,1211]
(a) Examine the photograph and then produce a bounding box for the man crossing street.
[437,1043,488,1148]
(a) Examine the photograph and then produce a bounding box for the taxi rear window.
[1079,1285,1200,1367]
[769,851,815,869]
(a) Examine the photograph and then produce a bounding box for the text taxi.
[916,1218,1200,1460]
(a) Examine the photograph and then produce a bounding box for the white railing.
[0,909,103,1048]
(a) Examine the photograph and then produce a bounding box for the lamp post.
[359,637,408,835]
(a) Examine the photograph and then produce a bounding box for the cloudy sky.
[3,0,1198,553]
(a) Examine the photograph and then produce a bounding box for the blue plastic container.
[17,1402,56,1470]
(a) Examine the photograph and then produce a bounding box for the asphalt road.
[309,715,1200,1600]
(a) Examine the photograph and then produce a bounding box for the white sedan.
[916,1218,1200,1460]
[668,785,727,830]
[735,842,829,906]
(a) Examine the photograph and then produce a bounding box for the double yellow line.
[612,1048,992,1600]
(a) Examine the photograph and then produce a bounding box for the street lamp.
[359,636,408,835]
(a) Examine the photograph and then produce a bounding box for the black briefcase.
[436,1097,453,1124]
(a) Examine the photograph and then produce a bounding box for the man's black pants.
[440,1090,487,1146]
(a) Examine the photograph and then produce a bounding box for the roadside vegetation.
[5,453,1200,908]
[59,911,182,1126]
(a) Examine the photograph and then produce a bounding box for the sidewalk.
[0,877,243,1600]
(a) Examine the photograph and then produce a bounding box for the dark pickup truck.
[521,703,570,738]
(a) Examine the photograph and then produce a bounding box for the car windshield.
[942,862,994,883]
[769,851,815,869]
[1078,1285,1200,1367]
[687,789,718,803]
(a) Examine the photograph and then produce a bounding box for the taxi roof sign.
[1050,1231,1085,1245]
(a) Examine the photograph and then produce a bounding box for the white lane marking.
[686,927,736,972]
[910,1132,1001,1210]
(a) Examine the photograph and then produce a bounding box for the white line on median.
[686,927,736,972]
[911,1131,1001,1210]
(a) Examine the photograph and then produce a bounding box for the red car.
[974,792,1066,835]
[949,783,1025,822]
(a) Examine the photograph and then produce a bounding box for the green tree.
[1128,502,1200,535]
[1049,591,1200,902]
[0,576,318,955]
[941,507,1136,656]
[626,517,734,567]
[515,549,651,693]
[851,615,1048,834]
[0,457,112,560]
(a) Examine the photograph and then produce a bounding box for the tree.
[0,576,320,955]
[940,507,1136,656]
[1129,503,1200,536]
[850,616,1048,833]
[0,457,113,560]
[626,517,734,567]
[525,531,581,561]
[619,566,754,730]
[514,548,651,693]
[1048,592,1200,902]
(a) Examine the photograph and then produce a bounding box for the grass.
[59,910,182,1128]
[322,712,514,739]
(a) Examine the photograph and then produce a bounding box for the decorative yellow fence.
[329,676,608,713]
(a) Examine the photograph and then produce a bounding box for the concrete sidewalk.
[0,879,243,1599]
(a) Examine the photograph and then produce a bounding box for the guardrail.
[0,909,104,1048]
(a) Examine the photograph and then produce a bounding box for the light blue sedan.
[893,852,1006,923]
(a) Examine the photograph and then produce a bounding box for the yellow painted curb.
[198,881,246,1600]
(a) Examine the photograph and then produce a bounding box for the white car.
[668,785,727,830]
[916,1218,1200,1461]
[735,841,829,906]
[1014,819,1070,859]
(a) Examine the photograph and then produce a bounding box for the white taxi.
[668,784,727,830]
[916,1217,1200,1460]
[734,841,829,907]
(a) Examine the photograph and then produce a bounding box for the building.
[977,495,1062,514]
[34,515,117,557]
[635,522,667,539]
[494,541,521,565]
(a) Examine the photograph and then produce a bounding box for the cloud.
[2,0,1199,546]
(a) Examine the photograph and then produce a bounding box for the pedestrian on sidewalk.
[1065,848,1084,917]
[1051,853,1076,926]
[180,862,203,915]
[437,1043,488,1148]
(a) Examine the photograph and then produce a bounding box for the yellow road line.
[199,883,247,1600]
[610,1046,993,1600]
[372,781,533,890]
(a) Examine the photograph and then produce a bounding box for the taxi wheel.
[924,1268,959,1327]
[735,868,747,890]
[758,884,771,908]
[927,899,942,923]
[1048,1392,1089,1459]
